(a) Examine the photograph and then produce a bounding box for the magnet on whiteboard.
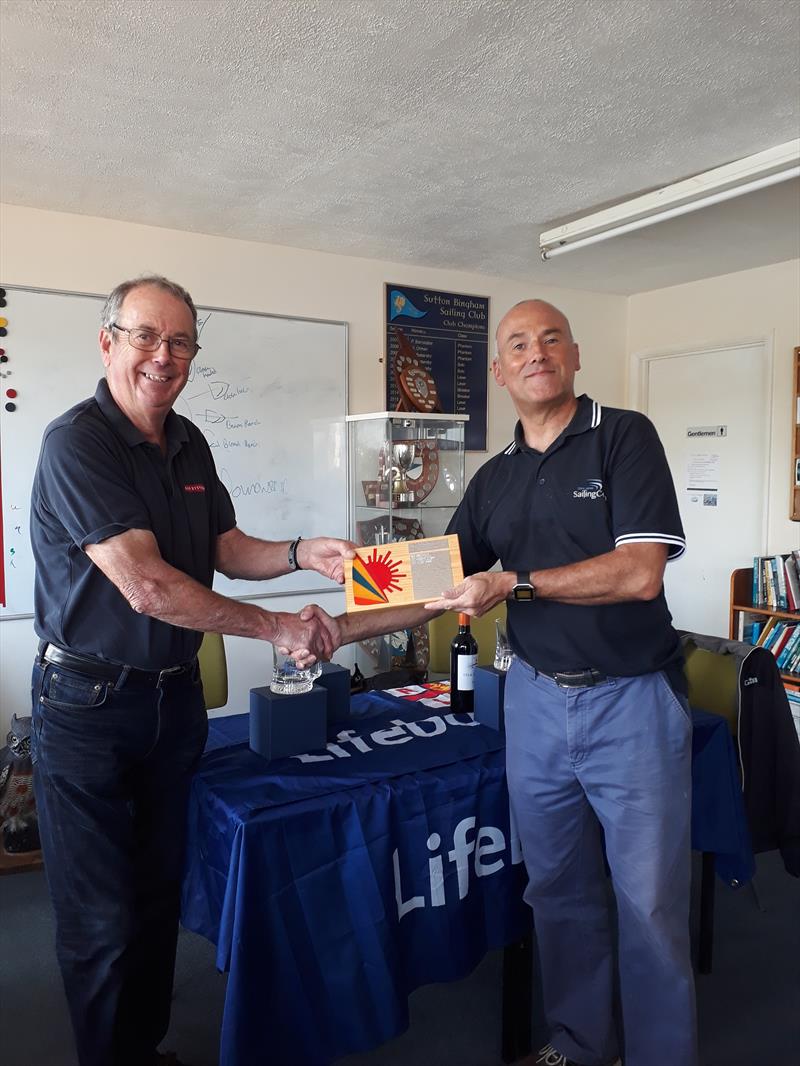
[5,401,16,412]
[5,388,17,398]
[0,318,7,328]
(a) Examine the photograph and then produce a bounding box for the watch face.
[513,584,535,601]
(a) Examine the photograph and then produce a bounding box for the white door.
[639,342,770,638]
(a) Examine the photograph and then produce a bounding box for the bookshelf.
[729,567,800,685]
[792,346,799,522]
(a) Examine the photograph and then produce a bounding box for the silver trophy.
[386,442,416,504]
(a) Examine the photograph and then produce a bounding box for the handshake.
[268,603,343,668]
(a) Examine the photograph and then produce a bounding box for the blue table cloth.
[181,693,753,1066]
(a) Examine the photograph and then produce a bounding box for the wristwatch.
[512,571,536,601]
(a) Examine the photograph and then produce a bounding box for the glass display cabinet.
[346,412,468,675]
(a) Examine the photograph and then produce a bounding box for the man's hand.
[270,608,342,666]
[297,538,357,584]
[424,572,509,616]
[298,604,342,658]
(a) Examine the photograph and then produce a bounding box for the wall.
[0,204,627,732]
[627,258,800,556]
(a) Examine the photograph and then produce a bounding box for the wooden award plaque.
[345,534,464,613]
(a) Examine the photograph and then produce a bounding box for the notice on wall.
[685,452,720,507]
[385,284,489,451]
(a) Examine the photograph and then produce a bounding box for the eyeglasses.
[110,323,200,360]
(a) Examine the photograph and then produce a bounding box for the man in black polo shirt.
[329,300,694,1066]
[30,275,353,1066]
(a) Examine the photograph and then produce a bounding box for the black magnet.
[4,401,16,412]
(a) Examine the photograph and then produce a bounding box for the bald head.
[495,300,574,352]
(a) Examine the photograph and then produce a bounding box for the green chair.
[427,603,508,674]
[682,638,739,735]
[197,632,229,710]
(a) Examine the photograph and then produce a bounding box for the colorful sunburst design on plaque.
[352,548,406,605]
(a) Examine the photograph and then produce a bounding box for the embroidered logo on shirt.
[184,483,206,494]
[572,479,606,500]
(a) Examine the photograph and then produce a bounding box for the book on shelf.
[786,686,800,744]
[777,625,800,669]
[771,623,795,661]
[755,616,780,647]
[774,556,788,610]
[737,609,764,642]
[762,619,785,651]
[785,639,800,676]
[785,555,800,612]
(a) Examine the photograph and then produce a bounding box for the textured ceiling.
[1,0,799,294]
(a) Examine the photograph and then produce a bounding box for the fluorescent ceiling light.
[539,140,800,260]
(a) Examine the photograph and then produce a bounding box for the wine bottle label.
[456,654,477,691]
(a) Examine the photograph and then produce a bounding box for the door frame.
[628,336,775,557]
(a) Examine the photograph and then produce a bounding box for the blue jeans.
[504,660,697,1066]
[31,658,208,1066]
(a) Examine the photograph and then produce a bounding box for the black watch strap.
[288,536,303,571]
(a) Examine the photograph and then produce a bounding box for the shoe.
[534,1044,622,1066]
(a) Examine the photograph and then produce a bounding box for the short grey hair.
[100,274,198,339]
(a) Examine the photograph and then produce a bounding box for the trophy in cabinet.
[386,441,416,504]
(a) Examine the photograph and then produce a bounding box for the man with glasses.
[29,275,353,1066]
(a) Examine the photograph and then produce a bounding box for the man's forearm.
[425,544,668,616]
[216,528,294,581]
[529,544,667,605]
[123,558,279,640]
[337,604,438,645]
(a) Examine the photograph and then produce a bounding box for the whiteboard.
[0,286,348,618]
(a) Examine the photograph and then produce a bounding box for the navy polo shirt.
[447,394,686,679]
[30,378,236,669]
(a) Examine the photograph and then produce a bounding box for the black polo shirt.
[447,394,686,680]
[30,378,236,669]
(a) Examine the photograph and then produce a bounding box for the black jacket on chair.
[680,631,800,877]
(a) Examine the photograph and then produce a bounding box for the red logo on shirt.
[184,483,206,494]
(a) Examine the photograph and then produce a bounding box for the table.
[180,693,753,1066]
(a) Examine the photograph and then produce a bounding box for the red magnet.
[6,388,17,398]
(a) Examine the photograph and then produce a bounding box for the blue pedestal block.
[474,665,507,733]
[315,662,352,723]
[249,685,328,761]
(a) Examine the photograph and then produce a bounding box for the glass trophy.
[494,618,513,672]
[271,646,322,695]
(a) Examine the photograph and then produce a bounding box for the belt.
[38,642,196,688]
[539,667,607,688]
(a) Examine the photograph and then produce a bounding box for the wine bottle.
[450,613,478,712]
